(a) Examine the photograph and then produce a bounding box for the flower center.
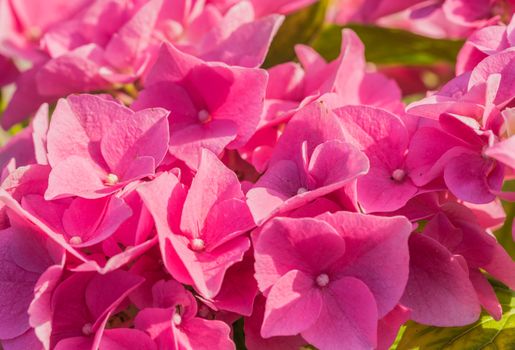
[316,273,330,287]
[105,173,119,185]
[197,109,212,124]
[69,236,83,245]
[172,313,182,326]
[82,323,93,335]
[391,169,406,182]
[190,238,205,251]
[24,26,42,41]
[297,187,308,195]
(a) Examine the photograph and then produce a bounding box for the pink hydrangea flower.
[401,202,515,326]
[335,105,423,213]
[247,100,369,223]
[135,279,234,350]
[457,15,515,74]
[45,94,169,199]
[133,42,267,169]
[138,149,255,298]
[253,212,412,349]
[0,220,64,350]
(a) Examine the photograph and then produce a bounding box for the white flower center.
[190,238,205,251]
[197,109,211,124]
[316,273,330,287]
[105,173,119,185]
[297,187,308,195]
[172,313,182,326]
[82,323,93,335]
[69,236,83,245]
[25,26,42,41]
[391,169,406,182]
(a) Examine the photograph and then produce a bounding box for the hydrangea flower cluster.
[0,1,514,350]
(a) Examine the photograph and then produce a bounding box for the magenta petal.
[178,318,234,350]
[64,196,132,247]
[2,330,44,350]
[469,269,502,320]
[0,229,42,339]
[302,276,378,350]
[405,127,467,186]
[261,270,323,338]
[444,152,500,204]
[202,253,258,316]
[99,329,157,350]
[181,235,250,298]
[377,305,411,350]
[481,242,515,290]
[401,234,481,326]
[357,165,418,213]
[54,337,92,350]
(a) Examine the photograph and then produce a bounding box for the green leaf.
[311,24,464,66]
[233,318,247,350]
[394,283,515,349]
[263,0,329,68]
[495,180,515,259]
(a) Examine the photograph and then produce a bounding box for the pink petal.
[401,234,481,326]
[444,152,501,203]
[178,317,234,350]
[261,269,323,337]
[45,156,111,200]
[47,94,130,167]
[2,330,44,350]
[244,295,306,350]
[307,140,369,189]
[405,127,468,186]
[62,196,132,247]
[181,148,246,238]
[99,329,157,350]
[169,121,237,169]
[100,108,169,179]
[377,305,411,350]
[357,165,418,213]
[302,276,378,350]
[318,211,412,317]
[1,67,53,129]
[103,0,162,71]
[201,14,284,68]
[485,136,515,169]
[469,269,502,320]
[36,44,109,96]
[254,217,345,294]
[201,253,257,316]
